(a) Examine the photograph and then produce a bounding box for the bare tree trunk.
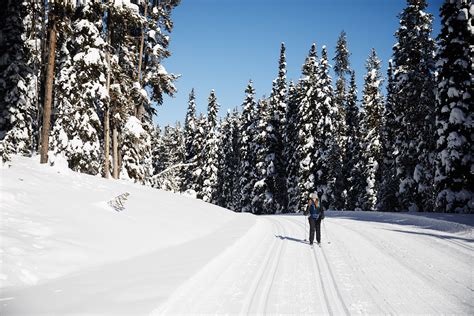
[103,13,111,178]
[112,125,119,178]
[40,16,57,164]
[135,3,147,119]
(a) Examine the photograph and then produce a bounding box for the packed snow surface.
[1,156,473,315]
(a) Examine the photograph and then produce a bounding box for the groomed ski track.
[2,213,471,315]
[154,214,472,315]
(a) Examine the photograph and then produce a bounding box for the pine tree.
[141,0,179,108]
[314,46,340,209]
[267,43,288,213]
[344,71,364,210]
[151,124,164,176]
[377,60,399,211]
[0,0,43,161]
[333,30,352,209]
[50,3,107,175]
[120,116,151,183]
[252,98,272,214]
[216,110,240,210]
[297,44,319,211]
[238,80,258,212]
[434,0,473,213]
[360,49,384,211]
[285,81,301,212]
[181,88,197,192]
[184,89,197,161]
[201,90,220,203]
[392,0,436,211]
[190,113,207,198]
[151,123,185,191]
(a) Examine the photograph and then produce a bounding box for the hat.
[310,192,318,200]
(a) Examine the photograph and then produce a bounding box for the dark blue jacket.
[308,200,321,219]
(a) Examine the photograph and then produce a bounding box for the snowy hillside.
[1,156,473,315]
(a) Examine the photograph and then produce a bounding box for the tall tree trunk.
[112,125,119,178]
[40,15,57,164]
[103,13,111,178]
[135,3,147,119]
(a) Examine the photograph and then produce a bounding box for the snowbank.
[0,156,252,289]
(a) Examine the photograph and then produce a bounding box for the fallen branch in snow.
[108,192,130,212]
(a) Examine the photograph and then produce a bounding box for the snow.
[1,156,473,314]
[124,116,145,138]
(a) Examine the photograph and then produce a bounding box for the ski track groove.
[242,217,285,315]
[288,217,349,315]
[318,241,351,315]
[262,218,287,314]
[331,220,458,314]
[311,243,333,315]
[278,216,331,314]
[309,219,396,314]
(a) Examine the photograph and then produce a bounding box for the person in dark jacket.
[305,192,323,245]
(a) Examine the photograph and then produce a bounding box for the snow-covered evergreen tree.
[392,0,436,211]
[314,46,340,209]
[181,88,197,192]
[141,0,179,107]
[201,90,220,203]
[120,116,151,183]
[190,113,207,198]
[360,49,384,211]
[0,0,43,161]
[285,81,301,212]
[151,124,164,175]
[267,43,288,213]
[184,88,197,161]
[333,30,352,209]
[252,98,273,214]
[151,122,185,191]
[344,71,364,210]
[50,3,107,175]
[238,80,258,212]
[434,0,473,213]
[377,60,399,211]
[296,44,319,211]
[216,110,240,210]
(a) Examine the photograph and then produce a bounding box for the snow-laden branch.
[155,161,197,177]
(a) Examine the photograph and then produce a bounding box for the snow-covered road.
[154,214,472,315]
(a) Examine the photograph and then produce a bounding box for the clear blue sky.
[156,0,442,127]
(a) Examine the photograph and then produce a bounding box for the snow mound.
[0,156,254,290]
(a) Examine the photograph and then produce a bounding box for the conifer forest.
[1,0,472,214]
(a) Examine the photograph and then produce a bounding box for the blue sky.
[156,0,443,127]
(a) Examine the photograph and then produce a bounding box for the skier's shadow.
[275,235,308,245]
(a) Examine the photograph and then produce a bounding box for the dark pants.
[308,217,322,244]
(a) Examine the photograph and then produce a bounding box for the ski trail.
[154,215,328,315]
[152,217,273,315]
[276,216,330,314]
[319,219,396,314]
[245,218,286,314]
[330,219,466,314]
[314,245,350,315]
[288,217,349,315]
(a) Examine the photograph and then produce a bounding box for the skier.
[304,192,323,246]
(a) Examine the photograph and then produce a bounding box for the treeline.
[1,0,472,214]
[0,0,180,181]
[157,0,472,214]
